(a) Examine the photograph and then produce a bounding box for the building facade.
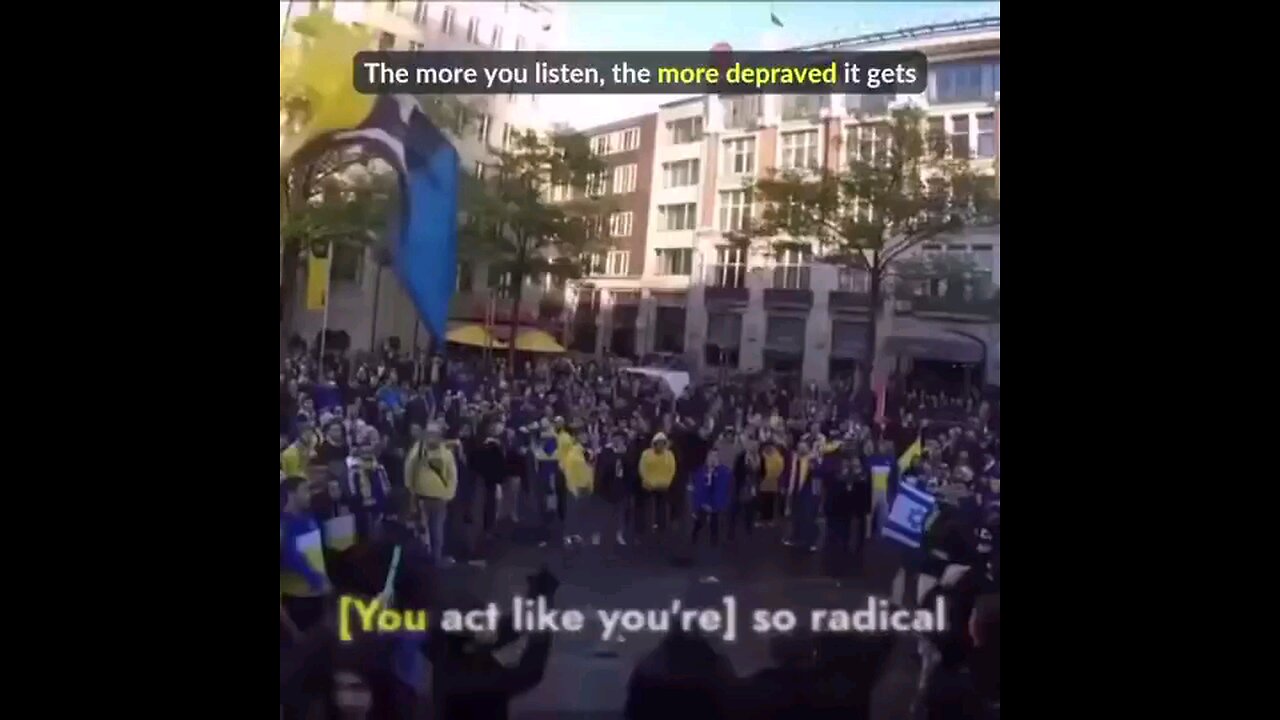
[569,17,1002,388]
[284,0,563,352]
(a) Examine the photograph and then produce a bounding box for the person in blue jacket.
[691,448,732,547]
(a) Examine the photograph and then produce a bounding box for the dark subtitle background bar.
[353,51,927,95]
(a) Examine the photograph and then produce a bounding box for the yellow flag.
[898,435,923,474]
[306,247,331,310]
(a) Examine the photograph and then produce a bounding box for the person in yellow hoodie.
[638,433,677,536]
[560,428,596,548]
[758,440,786,527]
[406,422,457,566]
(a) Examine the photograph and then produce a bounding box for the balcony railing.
[907,293,999,319]
[781,97,829,122]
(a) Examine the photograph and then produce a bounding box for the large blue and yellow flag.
[281,12,459,339]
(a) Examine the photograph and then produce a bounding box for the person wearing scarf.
[313,419,350,520]
[345,427,392,541]
[785,441,826,552]
[532,425,562,534]
[406,422,457,566]
[758,440,786,527]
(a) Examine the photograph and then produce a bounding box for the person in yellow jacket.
[406,422,456,566]
[560,428,596,547]
[638,433,677,535]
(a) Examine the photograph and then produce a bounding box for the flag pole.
[317,240,334,368]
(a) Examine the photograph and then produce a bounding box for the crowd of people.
[280,340,1001,720]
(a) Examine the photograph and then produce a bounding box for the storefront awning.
[446,324,507,349]
[512,329,566,353]
[883,331,983,364]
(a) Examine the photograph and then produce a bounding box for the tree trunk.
[369,264,383,352]
[507,269,526,370]
[865,266,882,383]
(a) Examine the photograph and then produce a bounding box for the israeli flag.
[882,482,938,549]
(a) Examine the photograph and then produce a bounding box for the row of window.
[583,248,693,278]
[386,2,539,51]
[585,163,639,196]
[591,128,641,155]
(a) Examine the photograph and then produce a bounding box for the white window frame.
[662,159,699,188]
[618,127,640,151]
[949,114,971,159]
[474,161,485,179]
[712,246,746,287]
[606,250,630,276]
[718,189,751,232]
[723,137,755,175]
[587,170,610,196]
[407,40,423,51]
[668,116,704,144]
[659,203,697,231]
[608,211,634,238]
[490,24,503,48]
[847,123,890,165]
[441,5,456,35]
[774,246,811,289]
[476,113,490,144]
[655,248,693,276]
[466,16,481,43]
[412,1,429,25]
[500,123,512,149]
[591,134,612,156]
[550,182,569,202]
[612,164,637,193]
[515,35,526,50]
[976,112,995,159]
[781,130,820,171]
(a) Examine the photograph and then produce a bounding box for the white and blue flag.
[881,482,938,549]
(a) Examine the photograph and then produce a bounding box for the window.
[466,17,481,43]
[441,5,456,34]
[930,59,999,104]
[927,116,946,156]
[719,189,751,231]
[500,123,512,149]
[413,1,429,25]
[662,159,699,188]
[332,243,364,284]
[659,203,697,231]
[491,25,503,48]
[655,248,693,276]
[781,130,819,170]
[722,137,755,175]
[549,182,569,202]
[457,261,473,292]
[474,161,485,179]
[587,170,610,196]
[606,250,630,276]
[515,35,526,50]
[609,211,634,238]
[407,41,423,51]
[976,113,995,158]
[619,127,640,151]
[591,134,612,156]
[711,246,746,288]
[612,163,637,193]
[848,123,888,164]
[723,96,761,129]
[838,267,869,293]
[378,32,396,49]
[476,114,490,144]
[950,115,970,159]
[668,116,704,144]
[774,246,811,289]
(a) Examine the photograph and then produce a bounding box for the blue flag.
[343,95,459,340]
[881,482,937,549]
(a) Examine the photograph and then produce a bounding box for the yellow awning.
[513,329,566,353]
[446,325,507,349]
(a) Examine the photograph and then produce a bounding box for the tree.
[460,128,613,365]
[734,104,998,378]
[279,8,480,357]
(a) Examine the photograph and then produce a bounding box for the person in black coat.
[823,453,858,553]
[596,431,637,546]
[470,422,509,537]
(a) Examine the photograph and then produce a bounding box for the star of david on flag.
[882,482,938,549]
